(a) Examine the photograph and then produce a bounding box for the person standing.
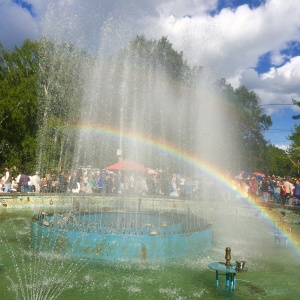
[274,181,280,203]
[169,174,178,197]
[0,177,4,192]
[19,170,30,193]
[283,178,294,206]
[68,170,80,193]
[280,180,287,206]
[57,170,68,192]
[105,173,113,194]
[93,170,104,193]
[249,177,258,201]
[4,166,12,193]
[293,180,300,206]
[269,175,276,201]
[113,173,121,194]
[30,171,41,192]
[260,178,270,203]
[129,174,135,195]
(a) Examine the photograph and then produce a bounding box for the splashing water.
[0,217,87,300]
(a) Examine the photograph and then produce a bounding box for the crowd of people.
[237,175,300,207]
[1,166,300,207]
[0,167,41,193]
[0,166,199,198]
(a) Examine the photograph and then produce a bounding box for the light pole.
[117,148,123,162]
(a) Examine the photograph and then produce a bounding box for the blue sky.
[12,0,34,16]
[1,0,300,149]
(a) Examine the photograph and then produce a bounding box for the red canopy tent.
[252,172,266,178]
[105,159,148,172]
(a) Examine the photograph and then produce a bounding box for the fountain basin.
[31,211,212,261]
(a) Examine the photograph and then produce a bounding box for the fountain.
[31,203,212,260]
[1,2,300,299]
[32,1,226,264]
[208,247,248,291]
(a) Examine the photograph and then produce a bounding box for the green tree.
[235,85,272,170]
[0,36,274,177]
[129,35,190,82]
[264,145,291,176]
[286,123,300,175]
[37,39,89,174]
[215,79,272,172]
[286,100,300,175]
[291,99,300,120]
[73,35,199,172]
[0,39,39,171]
[0,38,88,174]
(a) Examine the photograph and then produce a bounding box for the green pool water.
[1,209,300,300]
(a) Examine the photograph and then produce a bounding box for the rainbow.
[71,122,300,254]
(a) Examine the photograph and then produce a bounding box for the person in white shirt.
[283,178,294,206]
[4,166,12,193]
[0,177,4,192]
[30,172,41,192]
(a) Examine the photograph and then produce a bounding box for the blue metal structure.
[208,248,248,291]
[208,262,239,290]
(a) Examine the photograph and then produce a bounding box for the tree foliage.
[286,100,300,175]
[286,123,300,175]
[214,79,272,172]
[0,39,39,171]
[129,35,191,82]
[36,39,89,174]
[291,99,300,120]
[264,145,291,176]
[0,36,274,176]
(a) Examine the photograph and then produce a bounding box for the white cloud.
[270,51,289,66]
[0,6,33,49]
[155,0,218,17]
[140,0,300,85]
[275,144,290,151]
[0,0,45,49]
[240,56,300,114]
[2,0,300,77]
[143,0,300,120]
[262,56,300,83]
[1,0,300,146]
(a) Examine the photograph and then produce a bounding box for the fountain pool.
[1,196,300,299]
[31,204,212,261]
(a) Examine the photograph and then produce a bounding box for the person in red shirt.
[249,177,258,201]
